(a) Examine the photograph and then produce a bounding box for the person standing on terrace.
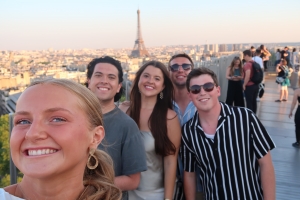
[289,88,300,148]
[168,53,204,200]
[182,67,276,200]
[86,56,147,200]
[243,50,259,113]
[119,60,181,200]
[291,48,300,72]
[260,45,271,71]
[225,56,244,107]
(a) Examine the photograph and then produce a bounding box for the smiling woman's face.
[10,84,97,179]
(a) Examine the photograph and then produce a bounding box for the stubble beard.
[174,81,186,90]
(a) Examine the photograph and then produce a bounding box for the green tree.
[0,114,23,187]
[0,114,10,187]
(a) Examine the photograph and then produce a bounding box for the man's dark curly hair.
[85,56,124,102]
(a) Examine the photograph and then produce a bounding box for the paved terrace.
[257,72,300,199]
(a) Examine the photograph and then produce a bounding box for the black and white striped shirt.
[181,102,275,200]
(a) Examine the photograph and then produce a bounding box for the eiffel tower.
[130,9,149,57]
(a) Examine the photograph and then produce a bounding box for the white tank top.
[0,188,24,200]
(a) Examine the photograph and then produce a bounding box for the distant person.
[291,48,300,72]
[253,49,264,69]
[86,56,147,200]
[181,67,276,200]
[243,50,259,113]
[2,79,121,200]
[167,53,203,200]
[289,88,300,148]
[275,48,281,66]
[260,44,271,71]
[250,46,256,57]
[253,49,265,102]
[225,56,244,107]
[284,46,292,66]
[275,59,292,102]
[120,61,181,200]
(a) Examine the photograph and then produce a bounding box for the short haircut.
[186,67,219,92]
[255,49,261,55]
[250,46,255,49]
[168,53,194,69]
[243,50,252,57]
[85,56,124,102]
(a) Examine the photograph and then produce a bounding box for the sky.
[1,0,300,50]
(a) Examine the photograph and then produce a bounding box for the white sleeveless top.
[128,131,164,200]
[0,189,24,200]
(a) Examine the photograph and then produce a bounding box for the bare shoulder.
[167,109,178,120]
[118,101,130,113]
[3,184,17,194]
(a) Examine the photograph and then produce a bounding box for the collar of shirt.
[188,102,232,133]
[173,101,197,126]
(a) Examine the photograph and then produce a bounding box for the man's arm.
[243,69,251,90]
[115,173,141,191]
[184,171,196,200]
[258,151,276,200]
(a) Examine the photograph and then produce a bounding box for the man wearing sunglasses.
[168,54,203,200]
[181,67,276,200]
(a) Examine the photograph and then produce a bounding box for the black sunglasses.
[170,63,192,72]
[189,82,215,94]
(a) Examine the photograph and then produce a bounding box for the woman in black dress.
[225,57,245,107]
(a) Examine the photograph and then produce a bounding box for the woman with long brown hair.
[225,56,245,107]
[120,61,181,200]
[2,79,121,200]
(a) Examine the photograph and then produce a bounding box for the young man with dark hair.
[284,46,291,67]
[168,53,204,200]
[182,67,276,200]
[243,50,259,113]
[86,56,147,200]
[253,49,265,102]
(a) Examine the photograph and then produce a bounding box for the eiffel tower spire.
[130,9,149,58]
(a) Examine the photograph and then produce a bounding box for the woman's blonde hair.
[28,78,121,200]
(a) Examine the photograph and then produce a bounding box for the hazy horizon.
[1,0,300,51]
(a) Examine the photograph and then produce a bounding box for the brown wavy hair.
[228,57,243,77]
[29,79,122,200]
[128,61,176,156]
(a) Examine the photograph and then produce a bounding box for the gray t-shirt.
[99,106,147,200]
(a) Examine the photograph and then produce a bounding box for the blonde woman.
[1,79,121,200]
[225,57,245,107]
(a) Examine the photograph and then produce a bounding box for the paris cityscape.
[1,42,300,92]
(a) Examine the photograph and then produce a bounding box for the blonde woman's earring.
[87,148,98,170]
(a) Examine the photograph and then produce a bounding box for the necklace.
[17,184,88,200]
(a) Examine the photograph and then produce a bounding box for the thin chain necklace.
[17,184,88,200]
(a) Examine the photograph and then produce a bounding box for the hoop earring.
[87,148,98,170]
[160,91,163,99]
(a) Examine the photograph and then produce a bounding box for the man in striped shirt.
[182,67,276,200]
